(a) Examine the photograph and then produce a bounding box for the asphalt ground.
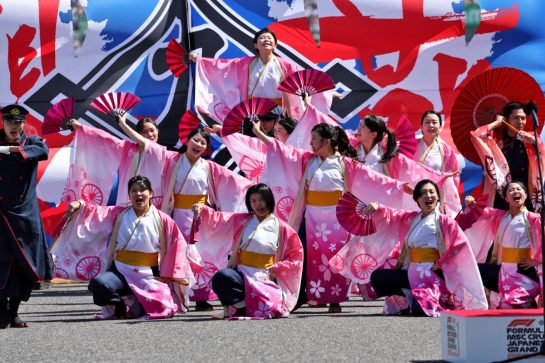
[1,283,443,362]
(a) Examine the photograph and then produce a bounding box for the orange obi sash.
[116,250,159,267]
[239,250,275,269]
[306,190,343,207]
[409,248,440,263]
[501,247,531,264]
[174,194,207,209]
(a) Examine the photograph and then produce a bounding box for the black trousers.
[88,263,159,307]
[211,268,245,307]
[478,263,539,292]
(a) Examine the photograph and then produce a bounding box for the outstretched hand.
[364,202,379,215]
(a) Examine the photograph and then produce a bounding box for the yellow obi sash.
[306,190,343,207]
[409,248,440,263]
[501,247,531,264]
[174,194,207,209]
[239,250,275,269]
[116,250,159,267]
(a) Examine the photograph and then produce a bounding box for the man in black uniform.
[0,104,52,328]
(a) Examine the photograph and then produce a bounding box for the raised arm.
[117,114,148,149]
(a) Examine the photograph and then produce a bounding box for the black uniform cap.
[1,104,29,121]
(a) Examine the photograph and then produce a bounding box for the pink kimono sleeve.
[65,125,135,206]
[208,161,253,213]
[437,215,488,310]
[272,222,304,311]
[50,204,125,281]
[158,210,195,283]
[286,103,337,152]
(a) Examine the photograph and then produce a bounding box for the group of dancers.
[1,27,543,327]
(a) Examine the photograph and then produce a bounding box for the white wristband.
[0,146,10,154]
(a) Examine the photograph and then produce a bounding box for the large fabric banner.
[188,0,545,195]
[1,0,544,241]
[0,0,191,242]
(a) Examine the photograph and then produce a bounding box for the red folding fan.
[455,194,488,231]
[90,92,141,117]
[178,110,202,143]
[188,216,200,245]
[277,69,335,96]
[166,39,188,77]
[451,67,545,164]
[336,192,376,237]
[221,98,278,137]
[394,115,417,158]
[43,97,75,135]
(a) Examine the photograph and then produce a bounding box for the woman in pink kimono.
[123,126,253,310]
[193,183,303,319]
[331,179,487,316]
[52,176,194,319]
[463,181,542,309]
[415,111,460,186]
[253,121,407,312]
[190,27,331,122]
[354,114,460,214]
[65,116,168,207]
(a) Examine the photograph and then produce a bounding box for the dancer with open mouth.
[52,176,194,319]
[331,179,487,316]
[463,180,542,309]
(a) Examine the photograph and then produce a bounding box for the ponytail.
[335,126,357,158]
[380,128,398,163]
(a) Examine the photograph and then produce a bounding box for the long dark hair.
[362,115,397,163]
[180,128,211,156]
[245,183,275,214]
[311,123,357,158]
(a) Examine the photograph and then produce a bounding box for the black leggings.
[478,263,539,292]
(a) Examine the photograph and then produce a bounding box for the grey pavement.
[1,283,443,362]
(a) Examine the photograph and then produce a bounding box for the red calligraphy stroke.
[270,0,519,88]
[39,0,60,75]
[7,25,41,100]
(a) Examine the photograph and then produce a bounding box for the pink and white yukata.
[260,139,406,304]
[160,152,253,301]
[330,205,488,316]
[463,207,543,308]
[194,55,332,122]
[63,124,170,207]
[198,206,303,318]
[50,204,195,318]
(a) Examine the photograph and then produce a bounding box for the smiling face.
[416,182,439,215]
[253,32,277,54]
[503,182,527,208]
[249,192,271,221]
[2,119,25,143]
[421,113,442,140]
[357,120,377,145]
[139,122,159,143]
[129,183,152,214]
[186,133,208,160]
